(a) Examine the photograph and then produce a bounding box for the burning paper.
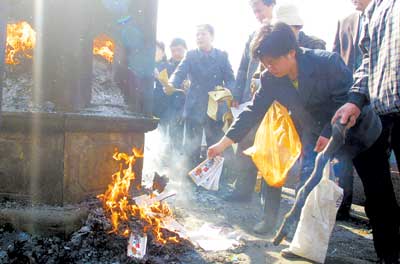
[127,233,147,259]
[97,148,180,244]
[188,157,224,191]
[133,191,176,208]
[161,217,189,241]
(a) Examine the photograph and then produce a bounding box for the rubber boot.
[253,184,282,234]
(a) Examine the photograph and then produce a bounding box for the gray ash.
[0,205,195,264]
[2,57,127,113]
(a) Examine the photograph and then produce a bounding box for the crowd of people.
[154,0,399,263]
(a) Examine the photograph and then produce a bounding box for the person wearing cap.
[273,3,326,50]
[332,0,372,221]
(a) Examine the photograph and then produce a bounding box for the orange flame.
[97,147,179,244]
[5,21,36,65]
[93,34,114,63]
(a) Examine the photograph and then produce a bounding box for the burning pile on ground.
[0,203,194,264]
[0,147,194,263]
[97,148,182,246]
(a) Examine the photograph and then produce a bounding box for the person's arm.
[208,74,274,158]
[332,20,342,55]
[169,52,191,89]
[221,51,235,92]
[207,136,235,158]
[321,52,353,139]
[347,18,371,109]
[332,8,373,127]
[232,38,251,103]
[227,75,274,142]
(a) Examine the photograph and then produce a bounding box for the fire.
[93,34,114,63]
[97,147,179,245]
[5,21,36,65]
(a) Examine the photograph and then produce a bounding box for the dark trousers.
[336,153,354,215]
[232,127,258,196]
[352,114,400,261]
[169,118,184,153]
[185,118,224,168]
[260,182,282,227]
[392,117,400,167]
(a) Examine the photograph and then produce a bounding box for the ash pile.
[0,203,195,264]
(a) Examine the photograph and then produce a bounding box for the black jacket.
[226,48,381,156]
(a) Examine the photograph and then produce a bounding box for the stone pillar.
[137,0,158,116]
[38,0,93,111]
[0,4,6,123]
[107,0,158,115]
[0,0,159,206]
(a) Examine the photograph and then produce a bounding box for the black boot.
[253,184,282,235]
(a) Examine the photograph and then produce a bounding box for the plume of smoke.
[142,124,196,204]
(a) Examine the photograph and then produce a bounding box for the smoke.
[142,124,195,204]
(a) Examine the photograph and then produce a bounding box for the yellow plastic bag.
[244,101,302,187]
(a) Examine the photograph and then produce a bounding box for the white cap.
[273,3,304,26]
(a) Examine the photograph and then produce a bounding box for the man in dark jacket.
[169,24,235,168]
[226,2,327,220]
[276,2,354,220]
[208,23,381,236]
[332,0,372,220]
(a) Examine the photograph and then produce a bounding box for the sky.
[157,0,355,72]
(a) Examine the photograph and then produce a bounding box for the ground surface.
[168,176,377,264]
[0,144,382,264]
[0,173,378,264]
